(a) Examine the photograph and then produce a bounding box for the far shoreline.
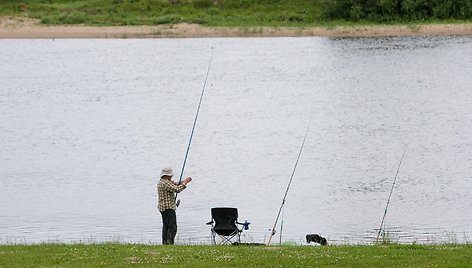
[1,17,472,38]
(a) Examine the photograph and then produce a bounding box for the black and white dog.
[306,234,328,246]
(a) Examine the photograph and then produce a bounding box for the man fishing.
[157,167,192,245]
[155,49,210,245]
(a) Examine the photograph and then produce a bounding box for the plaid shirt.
[157,178,186,212]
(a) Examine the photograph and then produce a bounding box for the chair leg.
[215,231,239,245]
[210,230,243,245]
[211,231,216,245]
[219,235,232,245]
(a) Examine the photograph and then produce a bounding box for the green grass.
[0,243,471,267]
[0,0,322,27]
[0,0,470,27]
[2,0,470,27]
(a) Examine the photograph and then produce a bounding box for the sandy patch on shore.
[1,16,471,38]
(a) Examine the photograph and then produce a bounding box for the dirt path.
[1,16,472,38]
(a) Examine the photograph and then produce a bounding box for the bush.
[320,0,472,22]
[193,0,213,9]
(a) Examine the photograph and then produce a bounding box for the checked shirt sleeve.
[157,178,187,212]
[161,179,186,193]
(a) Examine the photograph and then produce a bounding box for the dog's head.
[320,237,328,246]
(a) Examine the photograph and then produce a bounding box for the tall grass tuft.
[152,14,182,25]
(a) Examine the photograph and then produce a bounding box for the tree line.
[321,0,472,22]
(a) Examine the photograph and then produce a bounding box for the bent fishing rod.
[175,48,214,207]
[267,114,313,245]
[375,145,408,243]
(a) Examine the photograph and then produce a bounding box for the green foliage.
[1,0,471,26]
[193,0,214,9]
[320,0,472,22]
[58,11,88,24]
[152,14,181,24]
[0,0,322,26]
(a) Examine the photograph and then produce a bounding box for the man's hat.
[160,167,174,178]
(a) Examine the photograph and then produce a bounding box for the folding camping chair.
[206,207,250,245]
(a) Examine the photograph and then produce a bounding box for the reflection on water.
[1,36,472,244]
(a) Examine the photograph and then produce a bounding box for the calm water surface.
[1,36,471,244]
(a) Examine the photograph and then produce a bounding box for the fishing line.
[175,48,214,207]
[375,145,408,243]
[267,114,313,245]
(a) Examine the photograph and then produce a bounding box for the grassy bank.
[0,243,471,267]
[0,0,322,27]
[0,0,470,27]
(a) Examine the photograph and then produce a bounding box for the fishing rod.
[175,48,214,207]
[267,114,313,245]
[279,206,284,244]
[375,145,408,243]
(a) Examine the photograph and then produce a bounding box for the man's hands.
[183,177,192,185]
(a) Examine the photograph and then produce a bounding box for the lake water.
[1,36,472,245]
